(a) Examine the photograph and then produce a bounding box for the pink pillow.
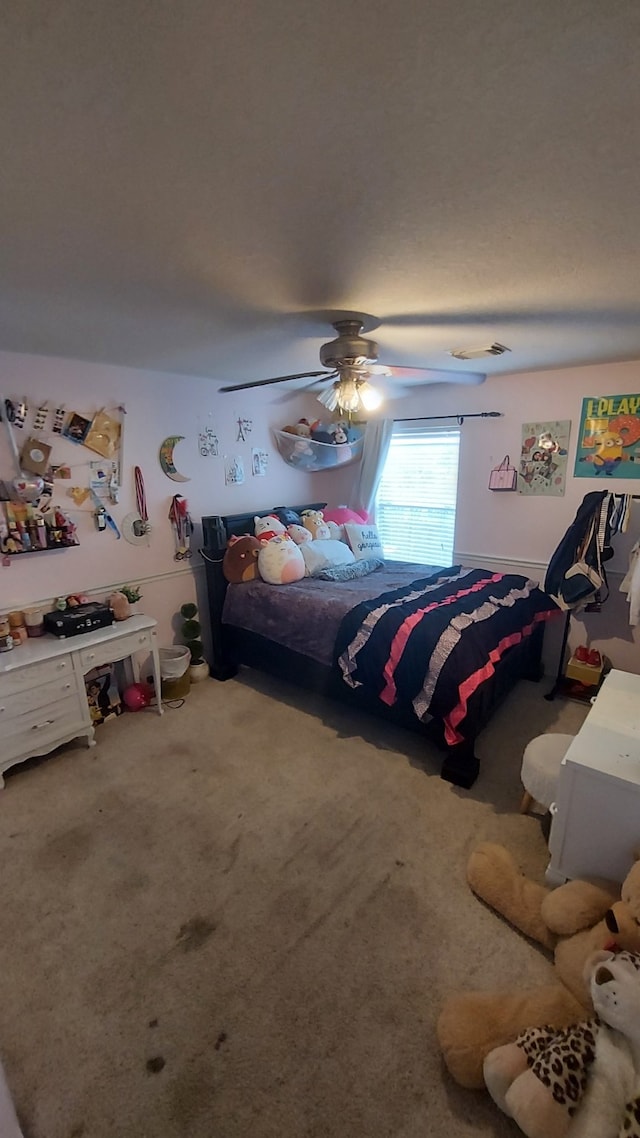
[322,506,369,526]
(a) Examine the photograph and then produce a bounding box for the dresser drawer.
[0,654,73,697]
[79,629,152,672]
[0,674,78,721]
[3,693,87,746]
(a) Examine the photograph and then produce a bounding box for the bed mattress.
[222,561,439,666]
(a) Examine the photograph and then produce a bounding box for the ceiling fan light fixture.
[358,381,383,411]
[317,383,340,413]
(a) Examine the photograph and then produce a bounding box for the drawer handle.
[63,683,72,691]
[0,706,4,714]
[139,635,146,643]
[56,662,67,671]
[31,720,54,731]
[86,653,96,661]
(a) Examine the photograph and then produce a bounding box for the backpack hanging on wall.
[488,456,517,491]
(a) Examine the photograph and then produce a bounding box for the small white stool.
[520,733,575,814]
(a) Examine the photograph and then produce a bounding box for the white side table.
[546,669,640,885]
[0,614,163,786]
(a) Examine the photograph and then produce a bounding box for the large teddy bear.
[437,842,640,1089]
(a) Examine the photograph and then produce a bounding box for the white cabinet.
[547,669,640,885]
[0,614,162,786]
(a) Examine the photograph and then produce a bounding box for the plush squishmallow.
[286,523,312,545]
[322,506,370,526]
[301,508,331,541]
[254,514,286,544]
[258,535,305,585]
[223,535,261,583]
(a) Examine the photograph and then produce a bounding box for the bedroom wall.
[306,357,640,673]
[0,350,349,651]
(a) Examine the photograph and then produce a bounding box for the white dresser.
[0,614,162,787]
[547,669,640,885]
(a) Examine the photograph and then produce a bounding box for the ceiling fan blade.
[219,370,333,393]
[380,365,486,386]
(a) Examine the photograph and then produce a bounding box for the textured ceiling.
[1,0,640,387]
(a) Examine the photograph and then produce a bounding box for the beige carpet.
[0,671,588,1138]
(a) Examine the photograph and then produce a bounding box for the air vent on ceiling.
[448,343,511,361]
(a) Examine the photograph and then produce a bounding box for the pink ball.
[123,683,152,711]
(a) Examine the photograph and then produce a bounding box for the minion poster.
[574,394,640,479]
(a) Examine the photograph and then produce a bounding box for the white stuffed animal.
[484,949,640,1138]
[254,514,286,544]
[258,534,305,585]
[286,523,312,545]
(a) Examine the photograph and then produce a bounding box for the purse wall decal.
[488,455,518,492]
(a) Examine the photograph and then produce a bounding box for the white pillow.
[344,522,385,561]
[300,538,355,577]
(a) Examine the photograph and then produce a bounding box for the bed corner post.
[201,517,238,682]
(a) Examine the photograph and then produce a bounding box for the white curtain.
[350,418,394,517]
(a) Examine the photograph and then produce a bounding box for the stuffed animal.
[258,534,305,585]
[254,514,286,544]
[484,949,640,1138]
[300,508,331,541]
[109,591,131,621]
[437,842,640,1089]
[286,523,312,545]
[222,535,261,583]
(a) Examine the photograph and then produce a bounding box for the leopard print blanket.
[517,1021,640,1137]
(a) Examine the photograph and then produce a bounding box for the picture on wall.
[518,420,571,496]
[574,394,640,479]
[224,455,245,485]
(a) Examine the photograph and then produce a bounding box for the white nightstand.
[546,669,640,885]
[0,614,163,787]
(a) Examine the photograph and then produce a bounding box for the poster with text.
[574,394,640,479]
[518,420,571,495]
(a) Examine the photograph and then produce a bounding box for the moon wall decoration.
[159,436,191,482]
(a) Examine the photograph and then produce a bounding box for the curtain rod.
[392,411,502,424]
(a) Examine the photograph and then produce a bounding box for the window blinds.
[375,424,461,565]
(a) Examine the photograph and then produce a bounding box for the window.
[375,424,461,565]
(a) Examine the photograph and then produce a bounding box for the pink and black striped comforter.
[336,567,559,745]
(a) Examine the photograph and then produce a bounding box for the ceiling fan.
[218,315,487,413]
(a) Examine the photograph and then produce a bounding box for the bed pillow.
[322,506,369,526]
[300,538,356,577]
[344,522,385,561]
[317,558,383,581]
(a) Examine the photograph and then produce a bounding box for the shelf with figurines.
[274,418,363,472]
[1,499,79,558]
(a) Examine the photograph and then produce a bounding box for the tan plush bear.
[437,842,640,1089]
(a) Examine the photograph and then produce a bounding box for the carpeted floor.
[0,670,588,1138]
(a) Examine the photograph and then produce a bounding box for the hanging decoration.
[84,408,122,458]
[168,495,193,559]
[251,448,268,476]
[159,435,191,482]
[122,466,151,546]
[33,403,48,432]
[236,417,252,443]
[52,407,66,434]
[198,428,219,457]
[518,420,570,496]
[63,412,92,444]
[224,455,245,485]
[20,437,52,477]
[575,394,640,479]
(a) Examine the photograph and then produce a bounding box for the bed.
[201,504,557,788]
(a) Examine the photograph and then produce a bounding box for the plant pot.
[189,660,210,683]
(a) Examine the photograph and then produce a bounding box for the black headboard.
[201,503,327,553]
[200,502,326,679]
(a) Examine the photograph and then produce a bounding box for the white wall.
[312,358,640,673]
[0,351,351,649]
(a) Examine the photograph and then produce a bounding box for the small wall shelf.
[273,429,363,472]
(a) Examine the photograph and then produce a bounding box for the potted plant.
[180,602,209,683]
[109,584,143,621]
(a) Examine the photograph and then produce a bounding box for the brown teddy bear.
[222,535,261,583]
[437,842,640,1089]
